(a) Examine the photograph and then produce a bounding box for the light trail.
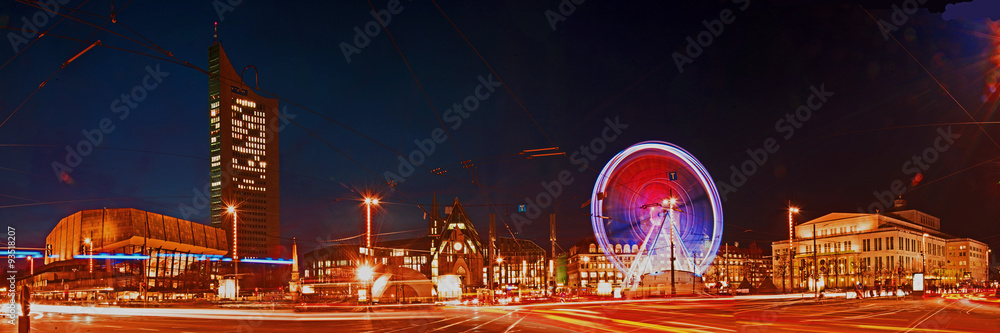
[32,305,444,322]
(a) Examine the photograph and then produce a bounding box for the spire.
[431,193,439,218]
[291,237,299,273]
[289,237,301,300]
[214,21,218,43]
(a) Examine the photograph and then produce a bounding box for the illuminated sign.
[913,273,924,291]
[231,86,248,96]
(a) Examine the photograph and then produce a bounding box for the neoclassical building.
[772,200,989,291]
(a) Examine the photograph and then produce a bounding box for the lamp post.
[788,206,799,292]
[84,237,93,274]
[666,197,678,296]
[578,256,585,295]
[496,257,503,291]
[84,236,94,302]
[226,205,239,301]
[364,197,379,250]
[812,223,818,298]
[363,197,379,305]
[357,264,374,305]
[921,233,928,275]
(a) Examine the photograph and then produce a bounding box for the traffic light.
[45,244,52,257]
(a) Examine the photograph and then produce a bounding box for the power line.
[861,5,1000,153]
[364,0,526,244]
[0,0,93,73]
[3,1,585,251]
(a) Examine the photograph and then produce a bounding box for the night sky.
[1,0,999,258]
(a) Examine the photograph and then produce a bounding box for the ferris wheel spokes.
[590,141,724,294]
[622,210,666,290]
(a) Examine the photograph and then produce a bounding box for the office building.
[208,41,281,258]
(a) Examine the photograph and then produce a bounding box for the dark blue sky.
[1,0,999,256]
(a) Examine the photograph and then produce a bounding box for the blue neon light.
[156,253,225,259]
[240,258,293,265]
[13,250,42,257]
[73,253,150,260]
[14,255,42,259]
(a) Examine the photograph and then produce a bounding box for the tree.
[773,253,789,293]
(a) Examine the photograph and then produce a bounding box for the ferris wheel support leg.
[625,213,668,291]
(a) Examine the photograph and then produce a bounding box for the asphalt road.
[1,294,997,332]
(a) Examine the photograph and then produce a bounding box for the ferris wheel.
[590,141,724,290]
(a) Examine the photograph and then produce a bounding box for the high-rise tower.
[208,41,281,258]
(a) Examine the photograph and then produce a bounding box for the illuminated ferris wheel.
[590,141,724,290]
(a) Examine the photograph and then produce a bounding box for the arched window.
[614,244,622,253]
[589,243,597,253]
[631,244,638,253]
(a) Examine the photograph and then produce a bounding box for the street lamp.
[226,205,239,300]
[357,264,374,305]
[362,197,379,305]
[84,237,93,274]
[667,197,678,296]
[922,233,928,275]
[363,197,379,251]
[788,206,799,293]
[986,249,991,285]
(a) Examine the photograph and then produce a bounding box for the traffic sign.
[668,172,677,181]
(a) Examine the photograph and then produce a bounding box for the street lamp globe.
[357,265,374,281]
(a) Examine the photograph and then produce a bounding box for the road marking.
[800,302,875,317]
[733,299,809,314]
[635,319,735,332]
[803,309,905,322]
[503,314,527,333]
[427,316,479,332]
[551,308,601,315]
[378,315,463,333]
[964,304,982,314]
[464,309,518,332]
[903,303,951,333]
